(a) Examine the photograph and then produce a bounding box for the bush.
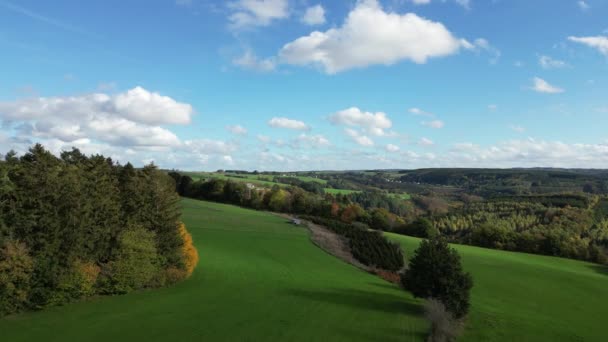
[402,237,473,318]
[49,260,101,305]
[424,299,462,342]
[100,227,160,294]
[178,223,199,278]
[0,241,34,315]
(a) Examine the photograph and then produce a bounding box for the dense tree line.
[300,216,404,271]
[431,198,608,264]
[170,175,412,233]
[0,145,198,316]
[170,172,608,265]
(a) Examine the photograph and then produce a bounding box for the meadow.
[2,198,607,341]
[387,233,608,341]
[0,198,426,342]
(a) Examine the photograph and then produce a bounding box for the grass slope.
[0,199,426,342]
[387,233,608,341]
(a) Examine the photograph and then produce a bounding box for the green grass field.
[386,233,608,341]
[388,193,411,200]
[3,199,607,341]
[324,188,361,195]
[0,198,426,342]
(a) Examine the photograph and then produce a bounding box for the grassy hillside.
[387,233,608,341]
[0,198,426,342]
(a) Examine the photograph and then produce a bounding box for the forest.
[0,145,198,316]
[170,169,608,265]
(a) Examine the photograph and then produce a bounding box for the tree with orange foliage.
[178,222,199,277]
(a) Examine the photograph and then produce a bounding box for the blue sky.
[1,0,607,170]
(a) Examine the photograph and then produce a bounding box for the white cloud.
[539,55,567,69]
[509,125,526,133]
[329,107,392,136]
[578,1,590,11]
[301,4,325,26]
[226,125,248,135]
[531,77,565,94]
[447,139,608,168]
[113,87,193,125]
[419,137,434,146]
[422,120,445,129]
[0,87,194,149]
[291,133,331,149]
[228,0,289,29]
[268,117,310,130]
[385,143,400,152]
[279,0,468,74]
[344,128,374,146]
[233,50,276,72]
[257,134,271,143]
[466,38,501,64]
[568,35,608,56]
[409,0,469,8]
[0,86,193,125]
[488,104,498,111]
[409,107,434,117]
[183,139,238,155]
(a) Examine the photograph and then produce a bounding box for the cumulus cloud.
[422,120,445,129]
[226,125,248,135]
[448,139,608,168]
[233,50,276,72]
[539,55,567,69]
[291,133,331,149]
[0,86,193,125]
[345,128,374,146]
[301,4,325,26]
[257,134,272,143]
[0,87,194,150]
[182,139,238,155]
[409,107,434,117]
[531,77,564,94]
[568,35,608,56]
[409,0,470,8]
[385,144,400,152]
[268,117,310,130]
[228,0,289,29]
[509,125,526,133]
[419,137,434,146]
[329,107,392,136]
[279,0,469,73]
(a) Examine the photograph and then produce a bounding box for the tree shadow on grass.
[368,282,400,290]
[284,287,422,315]
[588,264,608,276]
[285,287,426,341]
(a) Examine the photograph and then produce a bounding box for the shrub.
[101,226,160,294]
[178,223,199,277]
[0,241,34,315]
[402,237,473,318]
[424,299,462,342]
[49,260,101,305]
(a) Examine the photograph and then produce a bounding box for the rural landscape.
[1,0,608,341]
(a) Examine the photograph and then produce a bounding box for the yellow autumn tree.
[178,222,199,277]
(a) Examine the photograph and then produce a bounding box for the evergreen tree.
[402,237,473,318]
